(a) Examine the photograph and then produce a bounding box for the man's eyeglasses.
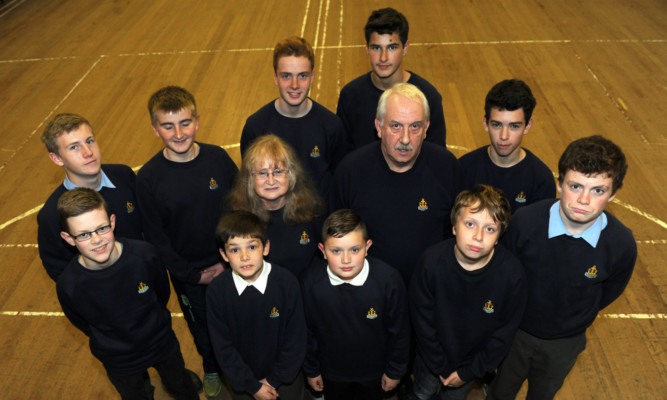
[254,168,288,181]
[68,225,112,242]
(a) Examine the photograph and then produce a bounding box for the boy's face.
[557,170,616,233]
[61,207,118,270]
[151,107,199,161]
[318,229,372,281]
[273,55,313,109]
[366,32,408,81]
[220,236,270,283]
[49,124,101,181]
[483,107,532,159]
[452,204,500,270]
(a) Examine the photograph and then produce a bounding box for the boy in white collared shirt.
[301,209,410,400]
[207,210,307,400]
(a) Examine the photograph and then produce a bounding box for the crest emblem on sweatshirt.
[138,282,149,293]
[366,308,378,319]
[310,145,321,158]
[515,191,527,204]
[417,198,428,211]
[584,265,598,279]
[269,307,280,318]
[209,178,219,190]
[300,231,311,245]
[126,201,135,213]
[483,300,495,314]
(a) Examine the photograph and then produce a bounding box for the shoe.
[187,369,203,392]
[203,372,222,397]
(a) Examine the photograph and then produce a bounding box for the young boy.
[240,36,346,200]
[38,113,143,282]
[301,209,410,400]
[55,188,199,400]
[136,86,239,397]
[207,210,307,400]
[336,7,446,149]
[410,185,527,400]
[488,135,637,399]
[458,79,555,214]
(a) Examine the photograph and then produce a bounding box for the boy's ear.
[48,152,65,167]
[482,116,489,132]
[452,225,457,236]
[317,243,327,259]
[60,231,76,247]
[523,117,534,134]
[263,240,270,257]
[218,248,230,263]
[110,214,116,231]
[365,239,373,251]
[150,121,160,138]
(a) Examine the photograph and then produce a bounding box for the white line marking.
[300,0,311,38]
[3,311,662,320]
[0,56,103,173]
[0,0,25,19]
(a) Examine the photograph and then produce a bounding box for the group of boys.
[37,6,636,400]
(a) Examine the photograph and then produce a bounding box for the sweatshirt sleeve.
[383,271,411,380]
[409,253,447,376]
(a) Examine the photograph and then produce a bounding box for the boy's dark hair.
[215,210,269,250]
[273,36,315,72]
[322,209,369,242]
[148,86,197,125]
[57,188,110,233]
[41,113,93,155]
[451,185,511,236]
[484,79,537,123]
[558,135,627,194]
[364,7,409,45]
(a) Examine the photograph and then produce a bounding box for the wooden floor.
[0,0,665,398]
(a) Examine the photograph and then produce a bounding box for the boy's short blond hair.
[41,113,93,155]
[322,209,369,242]
[147,86,197,125]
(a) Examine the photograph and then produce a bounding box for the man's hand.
[381,373,400,392]
[440,371,465,388]
[253,381,278,400]
[307,375,324,392]
[199,262,224,285]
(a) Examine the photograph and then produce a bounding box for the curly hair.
[558,135,627,194]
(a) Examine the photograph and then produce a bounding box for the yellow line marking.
[0,204,43,230]
[612,198,667,229]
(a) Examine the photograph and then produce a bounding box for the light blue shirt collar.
[232,261,271,295]
[63,169,116,191]
[548,201,607,247]
[327,258,369,286]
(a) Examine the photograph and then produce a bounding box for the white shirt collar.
[232,261,271,295]
[327,258,369,286]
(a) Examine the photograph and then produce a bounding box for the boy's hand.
[440,371,465,388]
[253,382,278,400]
[307,375,324,392]
[199,262,224,285]
[381,373,400,391]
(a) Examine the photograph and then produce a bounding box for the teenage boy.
[301,209,410,400]
[240,36,346,200]
[207,210,307,400]
[459,79,555,214]
[410,185,526,400]
[38,113,143,282]
[488,136,637,399]
[136,86,239,397]
[336,7,446,149]
[56,188,199,400]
